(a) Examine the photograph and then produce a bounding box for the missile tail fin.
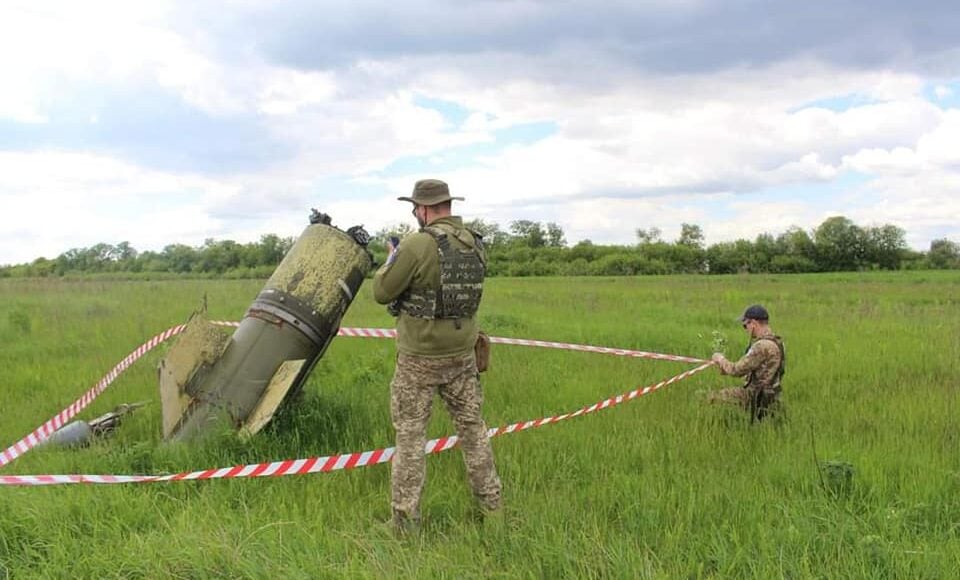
[158,311,231,439]
[239,359,307,439]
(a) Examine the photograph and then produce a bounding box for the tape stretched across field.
[0,324,714,486]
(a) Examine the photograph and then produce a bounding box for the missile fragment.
[158,213,372,441]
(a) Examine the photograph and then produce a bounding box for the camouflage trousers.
[707,387,782,421]
[390,352,502,522]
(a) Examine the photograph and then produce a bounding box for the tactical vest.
[392,225,485,321]
[743,335,785,394]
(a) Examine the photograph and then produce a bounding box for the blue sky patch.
[373,121,558,178]
[790,93,883,113]
[923,80,960,110]
[494,121,556,144]
[412,95,472,126]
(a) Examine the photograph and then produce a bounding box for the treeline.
[0,235,295,278]
[453,217,959,276]
[2,216,959,279]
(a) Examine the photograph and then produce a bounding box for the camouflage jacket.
[717,329,785,394]
[372,216,484,357]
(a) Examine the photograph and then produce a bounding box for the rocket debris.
[158,213,373,441]
[42,402,148,448]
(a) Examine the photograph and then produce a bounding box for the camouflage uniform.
[373,188,501,527]
[709,328,785,421]
[389,352,501,520]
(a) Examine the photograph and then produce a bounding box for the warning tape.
[337,327,707,365]
[0,363,714,486]
[0,323,712,486]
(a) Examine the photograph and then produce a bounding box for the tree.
[706,241,748,274]
[509,220,546,248]
[30,257,56,277]
[256,234,289,266]
[569,240,597,262]
[464,219,510,247]
[373,223,415,247]
[776,227,816,259]
[814,216,867,271]
[195,239,242,273]
[162,244,198,273]
[751,233,777,271]
[636,227,662,244]
[677,223,705,249]
[928,238,960,269]
[115,241,137,262]
[545,222,566,248]
[864,224,907,270]
[56,248,85,272]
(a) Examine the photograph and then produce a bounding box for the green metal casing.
[159,222,372,441]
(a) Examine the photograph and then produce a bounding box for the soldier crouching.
[708,304,786,422]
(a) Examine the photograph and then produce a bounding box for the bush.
[591,253,646,276]
[560,258,591,276]
[769,255,817,273]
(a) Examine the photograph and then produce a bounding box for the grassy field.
[1,272,959,578]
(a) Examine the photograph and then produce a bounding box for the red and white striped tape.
[337,327,707,365]
[0,324,188,468]
[0,323,712,486]
[0,362,713,486]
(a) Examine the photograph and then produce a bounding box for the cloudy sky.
[2,0,959,265]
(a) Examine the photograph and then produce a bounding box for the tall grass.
[1,272,959,578]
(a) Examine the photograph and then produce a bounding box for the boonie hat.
[397,179,464,206]
[738,304,769,322]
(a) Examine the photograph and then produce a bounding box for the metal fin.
[239,359,307,439]
[158,312,231,439]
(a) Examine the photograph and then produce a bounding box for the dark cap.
[737,304,769,322]
[397,179,464,206]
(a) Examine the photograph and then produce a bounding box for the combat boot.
[483,508,506,530]
[471,504,507,535]
[391,510,421,538]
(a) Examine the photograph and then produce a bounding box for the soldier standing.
[373,179,502,534]
[709,304,785,421]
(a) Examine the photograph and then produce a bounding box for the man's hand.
[711,352,727,364]
[385,238,399,265]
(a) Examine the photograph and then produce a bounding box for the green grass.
[1,272,959,578]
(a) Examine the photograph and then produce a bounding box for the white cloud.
[352,67,956,251]
[355,66,946,206]
[257,70,338,116]
[842,147,923,175]
[0,151,239,263]
[1,1,959,264]
[916,110,960,167]
[708,199,822,243]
